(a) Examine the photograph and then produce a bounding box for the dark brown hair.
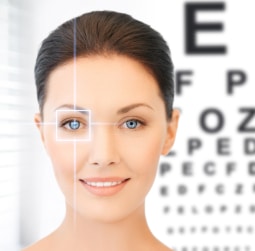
[35,11,174,118]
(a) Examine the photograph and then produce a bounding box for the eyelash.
[120,119,145,130]
[59,118,146,131]
[59,118,86,131]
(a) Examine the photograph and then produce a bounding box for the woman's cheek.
[127,132,163,174]
[46,141,75,192]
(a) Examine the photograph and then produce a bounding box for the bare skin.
[23,55,178,251]
[24,204,173,251]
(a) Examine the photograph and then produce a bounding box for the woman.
[24,10,179,251]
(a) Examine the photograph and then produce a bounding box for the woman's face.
[35,55,179,223]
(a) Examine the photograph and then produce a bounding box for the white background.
[1,0,254,250]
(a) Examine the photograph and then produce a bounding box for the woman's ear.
[161,109,180,156]
[34,113,45,144]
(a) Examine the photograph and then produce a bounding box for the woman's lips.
[79,177,130,196]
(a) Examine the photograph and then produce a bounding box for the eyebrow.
[54,103,154,114]
[54,104,89,114]
[116,103,154,114]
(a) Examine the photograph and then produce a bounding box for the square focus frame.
[55,109,91,141]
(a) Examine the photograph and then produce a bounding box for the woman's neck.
[53,203,157,251]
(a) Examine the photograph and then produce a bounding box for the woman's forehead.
[48,55,157,85]
[45,55,162,108]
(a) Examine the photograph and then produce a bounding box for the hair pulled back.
[35,11,174,118]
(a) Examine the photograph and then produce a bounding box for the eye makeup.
[55,109,91,141]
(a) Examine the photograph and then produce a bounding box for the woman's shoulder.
[146,237,175,251]
[22,241,174,251]
[21,234,55,251]
[22,232,174,251]
[160,245,175,251]
[22,241,45,251]
[155,243,175,251]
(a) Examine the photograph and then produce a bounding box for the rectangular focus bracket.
[55,109,91,142]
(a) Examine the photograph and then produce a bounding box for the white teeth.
[86,181,123,187]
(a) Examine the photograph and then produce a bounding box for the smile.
[79,178,130,196]
[85,180,123,187]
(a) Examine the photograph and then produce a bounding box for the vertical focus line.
[73,141,77,226]
[73,17,77,109]
[73,18,77,228]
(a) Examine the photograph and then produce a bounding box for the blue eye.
[124,120,140,129]
[69,120,80,130]
[63,120,81,130]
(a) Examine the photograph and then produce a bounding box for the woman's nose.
[88,125,120,168]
